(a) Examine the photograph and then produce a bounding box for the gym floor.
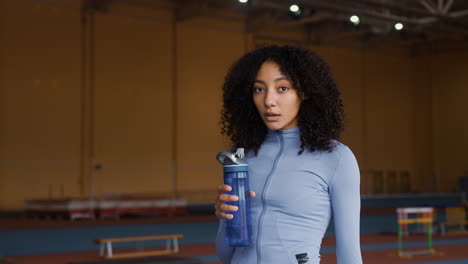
[2,213,468,264]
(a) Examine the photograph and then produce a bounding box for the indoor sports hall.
[1,0,468,264]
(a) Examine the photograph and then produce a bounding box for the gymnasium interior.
[1,0,468,263]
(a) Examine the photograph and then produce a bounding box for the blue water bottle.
[216,148,252,247]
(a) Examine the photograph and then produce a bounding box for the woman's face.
[253,61,301,131]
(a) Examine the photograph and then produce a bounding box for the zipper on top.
[256,131,285,264]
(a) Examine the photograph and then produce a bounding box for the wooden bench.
[95,234,184,259]
[439,207,468,236]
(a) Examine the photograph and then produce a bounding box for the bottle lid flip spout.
[216,148,246,165]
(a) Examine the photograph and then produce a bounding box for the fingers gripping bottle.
[216,148,252,247]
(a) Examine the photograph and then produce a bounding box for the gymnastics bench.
[95,234,183,259]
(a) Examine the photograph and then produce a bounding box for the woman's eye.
[254,87,264,93]
[278,86,289,92]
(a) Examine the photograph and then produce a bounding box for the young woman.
[214,45,362,264]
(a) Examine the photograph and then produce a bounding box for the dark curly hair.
[220,45,344,155]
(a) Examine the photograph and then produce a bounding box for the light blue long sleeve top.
[216,127,362,264]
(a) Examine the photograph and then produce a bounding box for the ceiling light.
[290,4,300,14]
[395,22,404,31]
[239,0,248,3]
[350,15,360,25]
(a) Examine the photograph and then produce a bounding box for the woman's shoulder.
[313,140,357,168]
[329,140,360,176]
[330,140,355,157]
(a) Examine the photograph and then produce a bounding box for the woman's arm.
[215,219,235,263]
[214,184,255,263]
[330,146,363,264]
[214,184,237,263]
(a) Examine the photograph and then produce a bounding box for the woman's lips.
[264,113,280,121]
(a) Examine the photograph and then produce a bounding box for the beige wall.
[430,50,468,192]
[409,54,435,192]
[176,18,246,192]
[315,46,421,194]
[92,8,175,196]
[1,0,467,209]
[1,0,82,209]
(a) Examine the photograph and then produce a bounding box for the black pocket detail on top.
[296,253,310,264]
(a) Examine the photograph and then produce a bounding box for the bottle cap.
[216,148,247,165]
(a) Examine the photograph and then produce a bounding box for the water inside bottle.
[224,171,252,247]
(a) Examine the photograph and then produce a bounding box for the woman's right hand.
[214,184,255,219]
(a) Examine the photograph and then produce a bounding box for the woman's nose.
[264,90,276,107]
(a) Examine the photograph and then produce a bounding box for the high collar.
[267,126,300,135]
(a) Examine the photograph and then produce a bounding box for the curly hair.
[220,45,344,155]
